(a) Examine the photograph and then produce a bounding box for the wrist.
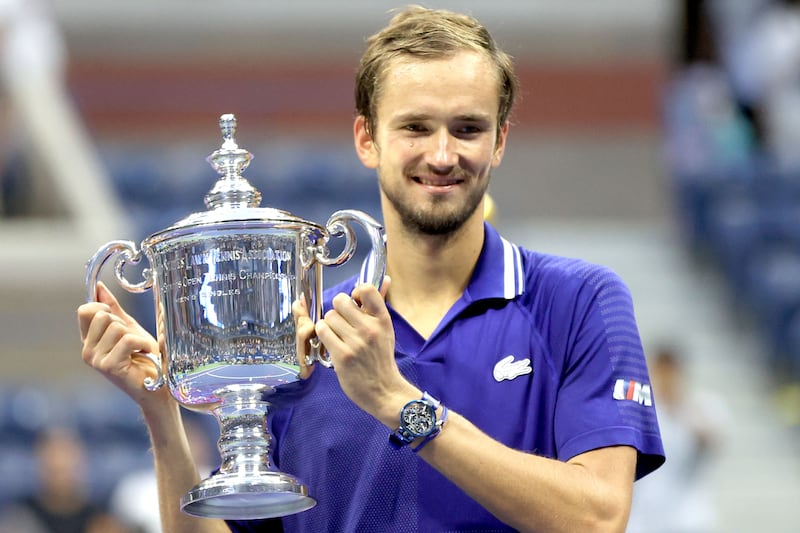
[140,392,183,436]
[375,386,423,428]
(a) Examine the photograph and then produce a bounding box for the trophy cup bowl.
[85,114,386,519]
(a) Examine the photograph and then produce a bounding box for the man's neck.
[383,216,484,338]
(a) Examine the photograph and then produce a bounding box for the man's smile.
[411,175,465,187]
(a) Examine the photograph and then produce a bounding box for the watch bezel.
[399,399,437,438]
[389,393,442,448]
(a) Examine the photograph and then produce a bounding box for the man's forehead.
[379,52,499,99]
[383,49,495,77]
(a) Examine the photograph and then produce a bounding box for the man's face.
[355,50,508,236]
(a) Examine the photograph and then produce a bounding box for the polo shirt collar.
[465,221,525,302]
[358,222,524,301]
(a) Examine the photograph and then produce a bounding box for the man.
[78,7,664,532]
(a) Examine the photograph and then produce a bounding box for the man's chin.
[403,210,475,236]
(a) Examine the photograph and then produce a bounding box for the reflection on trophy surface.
[85,114,386,519]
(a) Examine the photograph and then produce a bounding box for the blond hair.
[355,6,518,136]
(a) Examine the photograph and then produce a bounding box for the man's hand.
[77,282,168,406]
[291,295,317,380]
[312,277,418,423]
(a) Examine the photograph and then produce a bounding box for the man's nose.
[428,129,458,170]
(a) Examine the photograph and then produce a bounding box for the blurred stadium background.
[1,0,799,531]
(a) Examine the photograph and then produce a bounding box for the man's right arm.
[77,282,230,533]
[142,396,231,533]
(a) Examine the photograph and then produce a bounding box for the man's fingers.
[292,297,311,321]
[80,307,125,351]
[77,302,110,342]
[314,318,347,358]
[292,297,315,353]
[319,292,380,354]
[295,315,316,351]
[293,296,319,378]
[96,331,150,372]
[350,285,388,318]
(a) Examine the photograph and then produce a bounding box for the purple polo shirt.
[228,222,664,532]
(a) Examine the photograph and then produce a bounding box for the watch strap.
[412,404,448,454]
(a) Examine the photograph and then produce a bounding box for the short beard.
[382,178,487,236]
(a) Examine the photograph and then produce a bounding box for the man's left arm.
[310,285,638,533]
[409,406,636,533]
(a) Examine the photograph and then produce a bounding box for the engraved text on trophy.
[153,231,302,406]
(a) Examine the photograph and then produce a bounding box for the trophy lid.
[204,113,260,210]
[143,114,323,246]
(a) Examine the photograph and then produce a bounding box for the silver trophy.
[85,114,386,519]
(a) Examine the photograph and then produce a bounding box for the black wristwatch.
[389,392,441,448]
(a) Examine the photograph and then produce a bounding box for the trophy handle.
[85,240,165,392]
[308,210,387,368]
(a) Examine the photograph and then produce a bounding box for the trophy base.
[180,471,316,519]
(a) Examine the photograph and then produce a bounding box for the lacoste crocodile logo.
[493,355,533,382]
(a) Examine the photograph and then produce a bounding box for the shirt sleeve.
[553,263,665,479]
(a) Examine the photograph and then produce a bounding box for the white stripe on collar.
[501,236,524,299]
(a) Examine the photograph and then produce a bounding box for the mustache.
[406,166,472,180]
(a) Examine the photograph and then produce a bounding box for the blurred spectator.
[0,425,130,533]
[708,0,800,168]
[110,414,217,533]
[628,343,729,533]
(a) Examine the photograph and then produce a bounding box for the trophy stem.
[180,385,316,519]
[216,386,273,477]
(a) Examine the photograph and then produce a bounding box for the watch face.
[401,400,436,437]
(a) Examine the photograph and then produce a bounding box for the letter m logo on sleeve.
[613,379,653,407]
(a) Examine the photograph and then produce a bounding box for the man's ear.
[354,115,379,169]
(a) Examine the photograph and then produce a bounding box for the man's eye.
[455,125,483,136]
[404,124,427,133]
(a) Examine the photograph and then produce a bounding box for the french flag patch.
[613,379,653,407]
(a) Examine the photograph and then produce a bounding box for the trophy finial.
[205,113,261,209]
[219,114,238,148]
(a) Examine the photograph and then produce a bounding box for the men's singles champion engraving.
[84,114,386,520]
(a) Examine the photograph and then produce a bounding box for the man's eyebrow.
[391,112,432,123]
[391,112,493,123]
[454,113,493,123]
